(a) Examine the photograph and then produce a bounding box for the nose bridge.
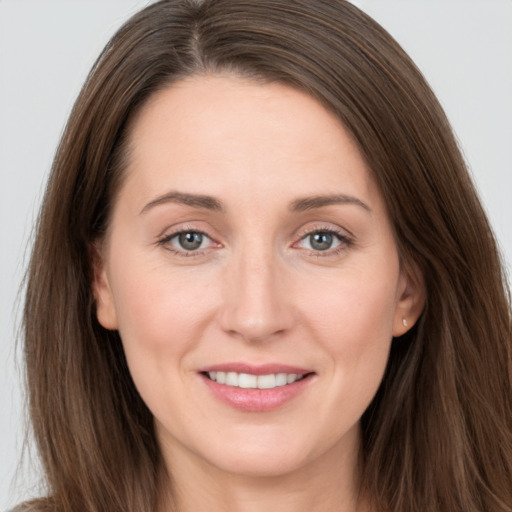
[219,240,292,342]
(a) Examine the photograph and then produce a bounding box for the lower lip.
[200,374,313,412]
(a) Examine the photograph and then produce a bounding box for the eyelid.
[295,223,353,241]
[156,225,221,257]
[293,224,354,256]
[155,222,353,259]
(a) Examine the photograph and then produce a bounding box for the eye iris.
[179,232,203,250]
[310,232,333,251]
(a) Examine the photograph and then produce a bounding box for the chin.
[190,423,359,480]
[209,449,311,479]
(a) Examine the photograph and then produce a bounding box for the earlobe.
[392,263,425,337]
[89,242,118,330]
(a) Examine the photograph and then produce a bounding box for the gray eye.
[309,232,334,251]
[178,232,204,251]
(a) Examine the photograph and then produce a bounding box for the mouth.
[198,364,315,412]
[201,371,310,389]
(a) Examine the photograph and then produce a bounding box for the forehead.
[120,74,380,213]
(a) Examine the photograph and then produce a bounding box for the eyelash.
[295,226,353,258]
[157,228,214,257]
[156,226,353,258]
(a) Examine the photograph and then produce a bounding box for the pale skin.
[93,75,424,511]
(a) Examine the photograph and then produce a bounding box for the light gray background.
[1,0,511,507]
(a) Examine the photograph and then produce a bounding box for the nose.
[218,245,295,343]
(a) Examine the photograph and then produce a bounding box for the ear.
[392,261,425,337]
[89,241,118,330]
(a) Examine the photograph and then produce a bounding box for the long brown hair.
[21,1,512,511]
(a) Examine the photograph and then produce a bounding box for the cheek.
[108,251,219,374]
[301,266,399,348]
[297,259,400,407]
[108,262,223,427]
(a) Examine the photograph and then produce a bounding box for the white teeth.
[257,374,276,389]
[238,373,258,389]
[206,371,305,389]
[226,372,238,386]
[287,373,297,384]
[275,373,287,386]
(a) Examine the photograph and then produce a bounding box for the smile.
[205,371,304,389]
[199,364,315,412]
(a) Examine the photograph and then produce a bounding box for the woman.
[18,0,512,511]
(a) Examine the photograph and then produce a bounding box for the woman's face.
[94,75,421,479]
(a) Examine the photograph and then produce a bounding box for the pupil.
[179,232,203,250]
[310,232,333,251]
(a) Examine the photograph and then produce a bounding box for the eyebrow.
[290,194,371,213]
[140,191,370,215]
[140,191,224,214]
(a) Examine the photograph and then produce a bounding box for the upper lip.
[198,362,313,376]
